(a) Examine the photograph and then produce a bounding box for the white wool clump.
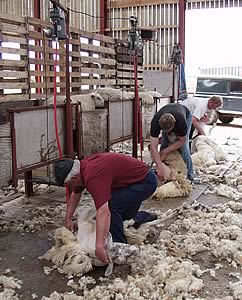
[153,151,192,200]
[0,275,22,300]
[162,202,242,267]
[229,280,242,300]
[215,184,242,201]
[41,291,82,300]
[123,218,162,245]
[192,135,227,168]
[79,246,203,300]
[39,227,93,277]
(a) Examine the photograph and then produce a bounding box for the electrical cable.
[52,40,70,202]
[53,41,63,159]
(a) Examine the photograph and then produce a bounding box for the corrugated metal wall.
[199,66,242,76]
[1,0,242,70]
[0,0,34,16]
[110,2,179,70]
[186,0,242,10]
[0,0,101,31]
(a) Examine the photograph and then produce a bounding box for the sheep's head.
[91,92,104,108]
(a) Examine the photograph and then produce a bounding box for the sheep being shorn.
[40,207,139,277]
[153,151,192,200]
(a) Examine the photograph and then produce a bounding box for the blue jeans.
[108,170,157,243]
[160,112,194,181]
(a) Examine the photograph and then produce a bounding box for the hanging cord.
[43,32,52,189]
[53,40,63,158]
[133,52,143,160]
[53,40,70,202]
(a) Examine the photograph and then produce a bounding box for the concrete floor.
[0,121,242,299]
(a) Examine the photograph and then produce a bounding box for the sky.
[185,7,242,78]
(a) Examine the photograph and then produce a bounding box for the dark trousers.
[108,170,157,243]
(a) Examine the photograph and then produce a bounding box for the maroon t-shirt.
[71,153,149,210]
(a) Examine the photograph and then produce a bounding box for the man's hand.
[66,218,78,233]
[160,149,167,161]
[156,162,171,182]
[95,244,109,264]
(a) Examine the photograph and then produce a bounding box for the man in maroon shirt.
[55,152,157,264]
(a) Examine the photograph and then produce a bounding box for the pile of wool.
[153,151,192,199]
[40,202,242,299]
[41,291,82,300]
[47,92,104,111]
[63,244,203,299]
[192,135,227,168]
[0,275,22,300]
[157,201,242,266]
[205,184,242,201]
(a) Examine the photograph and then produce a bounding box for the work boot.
[133,211,157,229]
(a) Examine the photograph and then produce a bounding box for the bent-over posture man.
[55,152,157,264]
[181,95,223,140]
[150,103,193,182]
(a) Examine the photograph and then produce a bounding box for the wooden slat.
[70,27,115,44]
[0,47,27,55]
[0,94,30,101]
[117,79,144,85]
[80,56,116,66]
[27,17,51,28]
[28,31,45,40]
[117,63,143,71]
[0,71,28,78]
[0,13,25,24]
[78,43,115,55]
[117,71,143,79]
[0,82,28,89]
[0,23,27,34]
[80,79,116,85]
[0,34,27,44]
[0,60,26,67]
[80,68,116,76]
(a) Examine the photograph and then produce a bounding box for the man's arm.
[150,136,167,181]
[95,202,111,264]
[160,135,186,160]
[66,191,82,232]
[192,116,206,135]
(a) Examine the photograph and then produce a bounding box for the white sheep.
[47,92,104,111]
[192,135,227,168]
[153,151,192,200]
[40,206,139,277]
